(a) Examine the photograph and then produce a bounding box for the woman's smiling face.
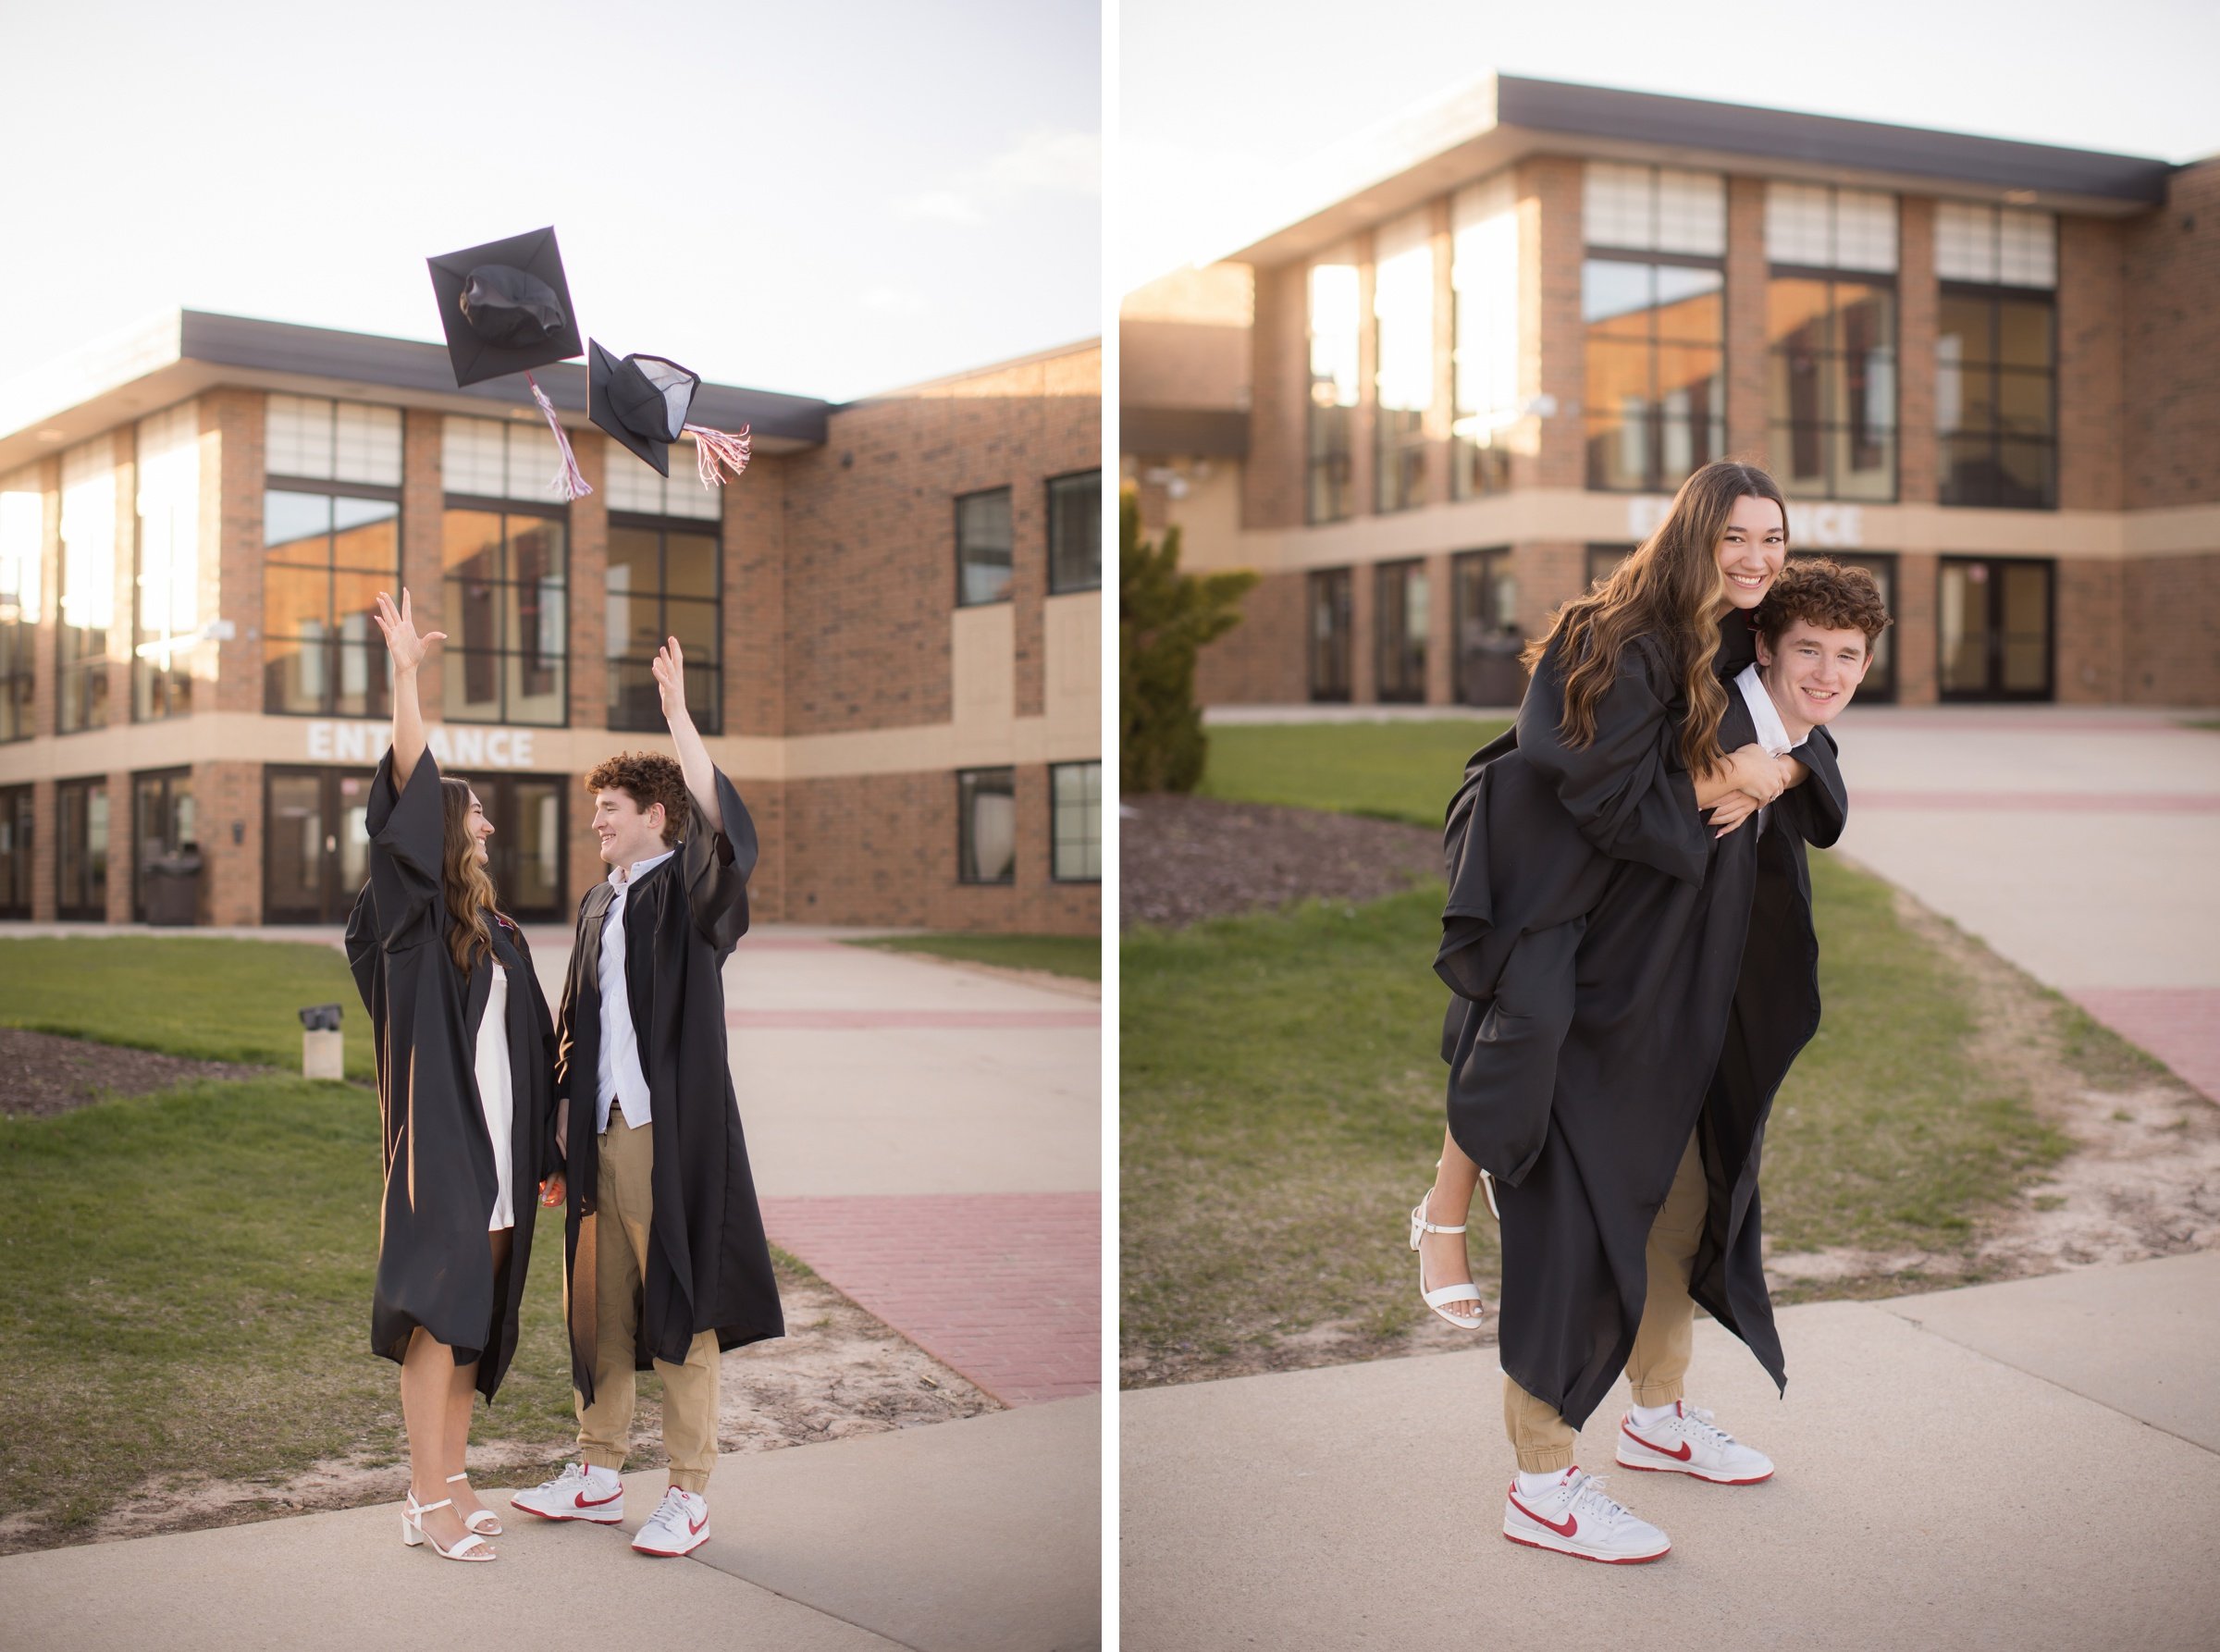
[1715,494,1787,610]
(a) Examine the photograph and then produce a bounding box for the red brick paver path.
[1856,791,2220,814]
[761,1193,1100,1406]
[2067,988,2220,1105]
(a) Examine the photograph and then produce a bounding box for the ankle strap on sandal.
[446,1473,471,1484]
[411,1497,454,1516]
[1413,1214,1466,1235]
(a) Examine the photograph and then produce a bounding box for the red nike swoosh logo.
[1622,1423,1692,1461]
[574,1488,623,1508]
[688,1513,708,1535]
[1506,1492,1578,1538]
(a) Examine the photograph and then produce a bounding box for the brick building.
[0,313,1102,931]
[1123,76,2219,711]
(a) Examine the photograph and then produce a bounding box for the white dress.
[474,966,516,1231]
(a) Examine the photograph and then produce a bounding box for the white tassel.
[683,423,751,487]
[525,372,593,500]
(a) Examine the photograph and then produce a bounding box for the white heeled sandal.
[448,1472,501,1535]
[402,1491,496,1561]
[1408,1190,1486,1330]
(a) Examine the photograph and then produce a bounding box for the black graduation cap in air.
[589,339,699,476]
[426,227,585,388]
[588,339,753,487]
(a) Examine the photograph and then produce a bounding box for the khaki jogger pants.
[1503,1129,1708,1473]
[575,1103,722,1493]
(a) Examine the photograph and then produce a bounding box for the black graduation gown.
[554,768,783,1404]
[343,751,560,1399]
[1435,622,1844,1429]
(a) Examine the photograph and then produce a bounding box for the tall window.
[1051,760,1102,882]
[606,518,720,732]
[1766,187,1897,500]
[1374,210,1434,512]
[439,509,567,725]
[1583,163,1726,493]
[135,401,202,721]
[133,768,196,922]
[56,776,107,919]
[956,487,1014,607]
[1308,568,1352,703]
[264,396,403,717]
[957,767,1016,884]
[1452,548,1520,705]
[1936,204,2057,509]
[1047,471,1102,594]
[0,472,38,743]
[1307,253,1360,523]
[57,438,116,734]
[1375,559,1428,703]
[1452,175,1519,499]
[0,785,31,917]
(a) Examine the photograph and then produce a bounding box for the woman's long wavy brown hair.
[1522,460,1788,774]
[440,778,500,975]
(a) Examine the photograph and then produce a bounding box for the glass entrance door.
[479,773,566,923]
[1308,568,1351,702]
[133,769,197,922]
[265,767,374,923]
[1939,558,2054,700]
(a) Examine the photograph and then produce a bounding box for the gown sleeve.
[360,749,445,952]
[1516,636,1710,884]
[680,767,760,955]
[1776,724,1847,848]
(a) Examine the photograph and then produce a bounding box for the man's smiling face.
[1757,618,1871,728]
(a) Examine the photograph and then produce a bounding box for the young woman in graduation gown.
[1410,460,1847,1562]
[344,589,560,1563]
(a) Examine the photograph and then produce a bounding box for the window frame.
[1580,246,1728,495]
[1048,759,1102,884]
[1045,469,1103,596]
[131,765,195,923]
[1306,256,1361,525]
[438,495,573,728]
[956,765,1018,886]
[1450,548,1521,707]
[955,486,1016,609]
[1307,567,1353,704]
[0,783,31,917]
[1765,265,1900,503]
[1374,558,1429,705]
[604,511,724,734]
[1936,282,2059,511]
[55,774,108,921]
[259,473,404,719]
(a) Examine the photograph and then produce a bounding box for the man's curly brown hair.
[1754,557,1893,650]
[584,751,691,845]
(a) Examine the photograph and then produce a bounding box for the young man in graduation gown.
[512,635,783,1558]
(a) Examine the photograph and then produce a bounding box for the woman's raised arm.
[371,589,446,790]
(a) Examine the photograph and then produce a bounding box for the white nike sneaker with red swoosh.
[1616,1400,1775,1485]
[510,1462,626,1523]
[631,1487,709,1557]
[1501,1469,1670,1563]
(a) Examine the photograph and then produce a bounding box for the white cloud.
[983,129,1101,195]
[896,190,985,226]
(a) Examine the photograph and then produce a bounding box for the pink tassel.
[683,423,751,487]
[524,371,593,500]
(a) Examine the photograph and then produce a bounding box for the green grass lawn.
[1196,720,1511,827]
[1120,852,2072,1386]
[0,1076,580,1547]
[845,932,1101,981]
[0,937,376,1080]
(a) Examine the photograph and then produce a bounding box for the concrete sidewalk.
[0,1395,1100,1652]
[1830,704,2220,1099]
[1122,1253,2220,1651]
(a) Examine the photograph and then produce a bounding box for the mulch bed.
[1120,794,1443,931]
[0,1028,275,1118]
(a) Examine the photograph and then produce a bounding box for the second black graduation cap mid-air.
[588,339,751,487]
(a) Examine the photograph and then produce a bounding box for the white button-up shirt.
[596,848,675,1133]
[1733,662,1797,838]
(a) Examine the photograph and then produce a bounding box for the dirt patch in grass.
[13,1266,996,1554]
[0,1027,276,1118]
[1120,794,1441,931]
[1764,873,2220,1300]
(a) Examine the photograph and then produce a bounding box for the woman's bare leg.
[442,1228,512,1528]
[401,1327,483,1553]
[1419,1128,1486,1326]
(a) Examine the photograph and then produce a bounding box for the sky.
[0,0,1101,404]
[1119,0,2220,292]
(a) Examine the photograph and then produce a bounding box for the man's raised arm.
[649,635,719,820]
